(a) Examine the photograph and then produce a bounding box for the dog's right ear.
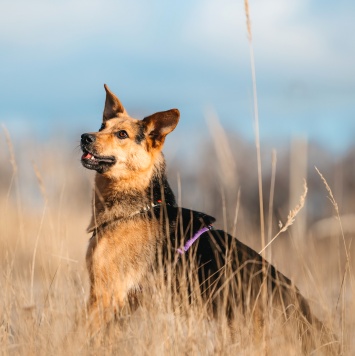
[103,84,127,121]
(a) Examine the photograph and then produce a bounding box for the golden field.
[0,127,354,355]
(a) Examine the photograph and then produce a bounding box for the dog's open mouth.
[81,150,116,172]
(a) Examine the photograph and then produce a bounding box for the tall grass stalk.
[266,149,277,262]
[29,163,48,305]
[2,126,24,274]
[315,167,352,279]
[315,166,354,354]
[206,108,236,188]
[244,0,265,255]
[243,2,268,352]
[231,188,241,238]
[29,204,47,305]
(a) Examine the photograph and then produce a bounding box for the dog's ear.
[143,109,180,147]
[103,84,127,121]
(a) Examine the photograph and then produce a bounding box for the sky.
[1,0,355,153]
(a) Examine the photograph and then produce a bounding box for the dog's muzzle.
[80,133,116,173]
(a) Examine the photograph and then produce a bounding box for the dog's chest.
[87,217,161,289]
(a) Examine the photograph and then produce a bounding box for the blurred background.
[0,1,354,350]
[1,0,354,231]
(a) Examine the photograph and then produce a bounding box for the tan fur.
[80,85,338,353]
[86,217,160,333]
[81,85,179,335]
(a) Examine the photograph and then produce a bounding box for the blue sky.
[1,0,355,153]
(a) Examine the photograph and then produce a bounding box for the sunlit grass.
[0,126,353,354]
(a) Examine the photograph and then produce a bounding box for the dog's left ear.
[143,109,180,146]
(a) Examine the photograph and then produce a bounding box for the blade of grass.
[267,149,277,262]
[244,0,265,256]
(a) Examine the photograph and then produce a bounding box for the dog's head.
[81,84,179,180]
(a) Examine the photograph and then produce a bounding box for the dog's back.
[156,205,337,353]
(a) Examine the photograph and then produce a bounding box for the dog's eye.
[116,130,129,139]
[99,123,105,132]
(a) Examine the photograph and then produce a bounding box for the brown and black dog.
[80,84,336,352]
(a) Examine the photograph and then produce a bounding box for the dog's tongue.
[82,152,93,160]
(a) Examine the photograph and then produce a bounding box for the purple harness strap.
[177,225,212,254]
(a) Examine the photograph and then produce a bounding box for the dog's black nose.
[81,133,96,145]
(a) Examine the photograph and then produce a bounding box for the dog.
[80,84,337,352]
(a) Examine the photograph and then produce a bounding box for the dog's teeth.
[91,156,95,160]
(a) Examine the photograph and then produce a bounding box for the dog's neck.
[87,159,176,232]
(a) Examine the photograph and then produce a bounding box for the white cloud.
[180,0,246,62]
[181,0,317,59]
[180,0,354,81]
[252,0,327,66]
[2,0,354,82]
[0,0,150,48]
[1,0,354,93]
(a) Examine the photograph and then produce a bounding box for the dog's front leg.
[86,250,127,338]
[86,283,126,340]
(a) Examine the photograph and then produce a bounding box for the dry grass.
[0,126,354,355]
[244,0,265,256]
[260,179,308,255]
[1,1,354,354]
[315,167,354,355]
[0,2,353,345]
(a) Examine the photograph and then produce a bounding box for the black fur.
[159,204,336,353]
[135,122,146,144]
